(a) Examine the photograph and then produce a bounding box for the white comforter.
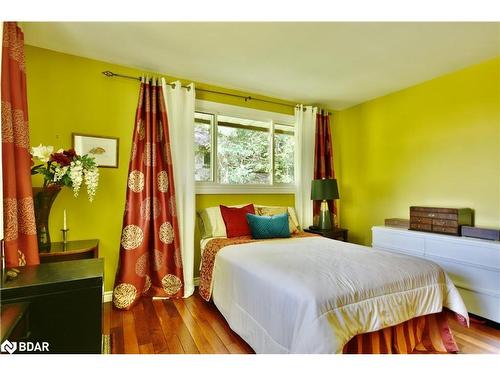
[211,236,468,354]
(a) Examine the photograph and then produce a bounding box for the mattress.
[208,236,468,353]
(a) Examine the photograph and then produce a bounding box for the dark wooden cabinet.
[304,227,348,242]
[1,258,103,354]
[39,239,99,263]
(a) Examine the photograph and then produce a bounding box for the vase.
[33,185,61,251]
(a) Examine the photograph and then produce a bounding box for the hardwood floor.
[104,292,500,354]
[448,315,500,354]
[105,292,254,354]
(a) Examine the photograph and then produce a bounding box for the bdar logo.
[1,340,17,354]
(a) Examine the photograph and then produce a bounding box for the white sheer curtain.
[294,105,317,229]
[161,79,196,298]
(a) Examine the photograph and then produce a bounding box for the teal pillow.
[246,212,291,239]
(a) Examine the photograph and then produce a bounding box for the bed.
[198,233,469,354]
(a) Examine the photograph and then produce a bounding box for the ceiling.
[21,22,499,110]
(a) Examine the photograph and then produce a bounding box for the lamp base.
[318,200,332,230]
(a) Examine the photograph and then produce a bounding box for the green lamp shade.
[311,179,339,200]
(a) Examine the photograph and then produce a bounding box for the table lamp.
[311,178,339,230]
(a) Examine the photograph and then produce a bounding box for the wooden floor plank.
[151,300,185,354]
[139,342,155,354]
[447,313,500,353]
[122,310,140,354]
[183,296,230,353]
[473,324,500,341]
[161,300,200,353]
[105,292,500,354]
[131,300,152,347]
[453,332,499,354]
[110,305,124,354]
[455,341,486,355]
[189,293,253,354]
[451,321,500,345]
[110,303,122,329]
[452,324,500,349]
[173,299,216,353]
[141,298,169,353]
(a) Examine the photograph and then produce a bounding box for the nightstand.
[304,227,348,242]
[39,239,99,263]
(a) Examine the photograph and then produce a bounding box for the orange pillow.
[219,204,255,238]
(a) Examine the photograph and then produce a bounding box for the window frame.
[195,100,296,194]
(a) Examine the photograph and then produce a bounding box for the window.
[194,102,295,193]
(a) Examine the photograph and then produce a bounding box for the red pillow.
[220,204,255,238]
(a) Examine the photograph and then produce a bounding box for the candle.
[63,209,67,230]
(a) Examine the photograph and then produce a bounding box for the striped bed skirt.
[343,310,463,354]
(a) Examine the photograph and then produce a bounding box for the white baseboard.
[103,290,113,303]
[103,278,200,303]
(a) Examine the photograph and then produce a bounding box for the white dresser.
[372,226,500,323]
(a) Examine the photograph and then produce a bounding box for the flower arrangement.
[31,144,100,202]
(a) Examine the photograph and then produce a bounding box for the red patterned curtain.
[1,22,39,267]
[313,110,338,227]
[113,78,183,310]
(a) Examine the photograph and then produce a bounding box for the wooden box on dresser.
[372,226,500,323]
[409,206,473,235]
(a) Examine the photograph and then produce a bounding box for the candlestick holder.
[61,228,69,245]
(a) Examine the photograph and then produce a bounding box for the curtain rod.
[101,70,331,114]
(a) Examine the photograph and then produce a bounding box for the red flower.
[63,148,77,159]
[50,152,71,166]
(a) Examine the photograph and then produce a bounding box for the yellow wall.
[25,45,295,291]
[334,57,500,245]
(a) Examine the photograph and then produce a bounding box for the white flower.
[31,144,54,163]
[53,166,69,182]
[84,167,99,202]
[69,164,84,197]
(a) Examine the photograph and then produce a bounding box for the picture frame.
[72,133,119,168]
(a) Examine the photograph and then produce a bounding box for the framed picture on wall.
[73,133,119,168]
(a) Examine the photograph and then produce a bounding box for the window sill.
[195,183,295,195]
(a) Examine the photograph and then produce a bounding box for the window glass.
[217,115,270,184]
